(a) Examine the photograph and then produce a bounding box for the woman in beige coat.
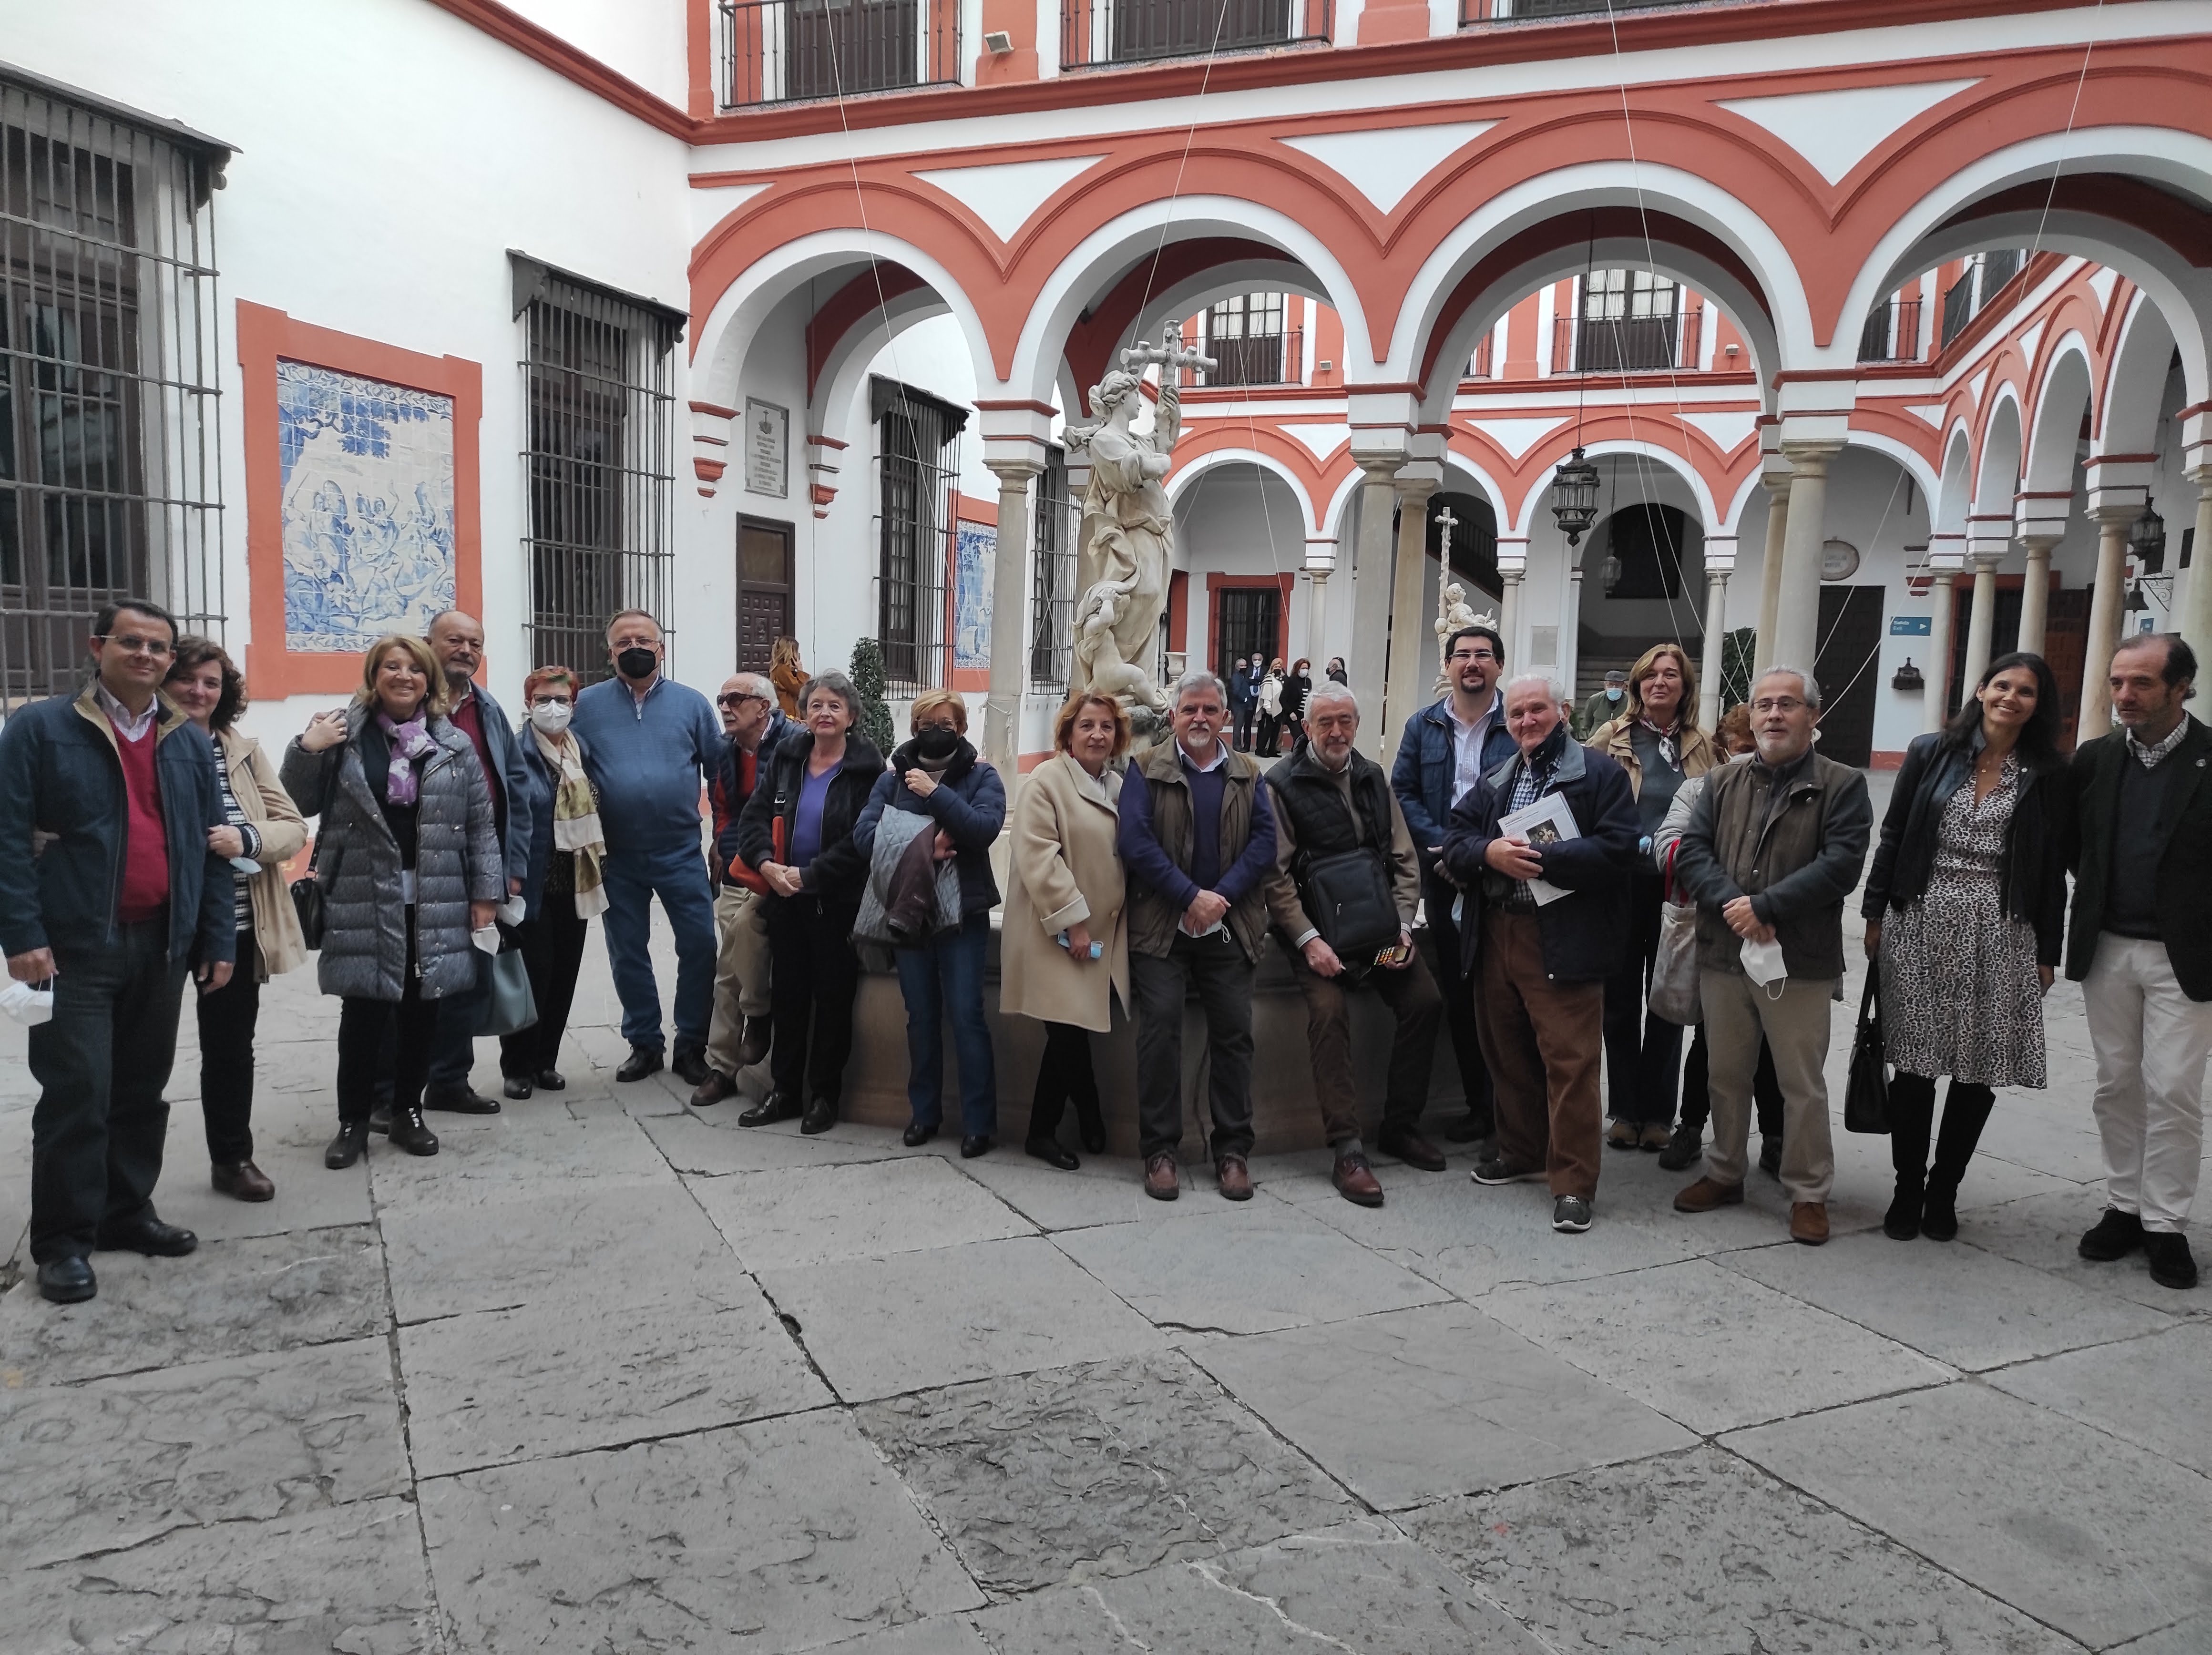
[165,639,308,1202]
[1002,693,1133,1169]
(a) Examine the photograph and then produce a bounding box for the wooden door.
[737,516,793,673]
[1813,584,1884,767]
[2043,587,2089,753]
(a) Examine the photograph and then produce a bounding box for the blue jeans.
[599,842,718,1054]
[894,911,997,1136]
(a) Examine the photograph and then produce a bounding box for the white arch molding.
[1165,448,1322,536]
[1508,438,1721,538]
[2024,333,2098,495]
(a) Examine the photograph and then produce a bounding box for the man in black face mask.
[569,610,726,1084]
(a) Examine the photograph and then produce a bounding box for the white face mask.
[1740,934,1787,990]
[530,701,573,736]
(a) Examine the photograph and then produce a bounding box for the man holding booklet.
[1440,674,1642,1233]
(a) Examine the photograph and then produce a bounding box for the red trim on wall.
[1167,569,1190,657]
[422,0,691,134]
[236,301,483,699]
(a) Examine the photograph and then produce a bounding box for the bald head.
[427,610,483,689]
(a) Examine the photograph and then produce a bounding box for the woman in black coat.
[1863,651,2070,1242]
[734,671,887,1135]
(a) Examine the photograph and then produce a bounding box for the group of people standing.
[6,596,2204,1305]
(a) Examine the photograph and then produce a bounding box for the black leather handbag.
[1844,974,1892,1134]
[289,839,326,951]
[1298,847,1402,960]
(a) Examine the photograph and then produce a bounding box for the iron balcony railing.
[1061,0,1331,71]
[1940,270,1976,348]
[719,0,960,108]
[1198,328,1303,388]
[1857,296,1924,363]
[1460,0,1696,23]
[1555,313,1678,374]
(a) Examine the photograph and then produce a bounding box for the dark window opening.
[874,377,964,695]
[1598,504,1689,600]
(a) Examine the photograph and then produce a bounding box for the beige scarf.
[534,727,608,919]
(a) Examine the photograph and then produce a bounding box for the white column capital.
[1495,535,1529,578]
[1702,533,1738,574]
[1303,536,1338,575]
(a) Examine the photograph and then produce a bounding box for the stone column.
[1561,561,1585,702]
[2081,502,2136,737]
[1303,535,1336,668]
[1770,442,1839,674]
[1495,535,1527,667]
[982,456,1042,788]
[1699,569,1731,730]
[1960,548,2004,699]
[2176,469,2212,666]
[1384,470,1440,762]
[1922,563,1957,732]
[2017,533,2058,654]
[1753,469,1791,674]
[1348,460,1399,757]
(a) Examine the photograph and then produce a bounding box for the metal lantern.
[2130,498,2167,571]
[1892,657,1925,692]
[1549,447,1601,547]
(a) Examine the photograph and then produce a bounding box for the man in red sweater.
[0,601,234,1304]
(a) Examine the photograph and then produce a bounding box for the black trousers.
[427,946,489,1091]
[1679,1025,1783,1140]
[195,932,262,1164]
[766,893,861,1106]
[1420,870,1495,1133]
[1232,703,1255,750]
[1602,875,1687,1125]
[1129,929,1256,1163]
[1029,1020,1103,1143]
[338,939,438,1124]
[501,889,590,1079]
[27,916,188,1263]
[1888,1072,1996,1192]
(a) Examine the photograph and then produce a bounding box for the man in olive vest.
[1117,670,1279,1202]
[1262,684,1443,1207]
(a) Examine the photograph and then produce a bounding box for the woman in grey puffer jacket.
[281,634,503,1170]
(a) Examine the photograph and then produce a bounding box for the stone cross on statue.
[1120,321,1218,379]
[1436,506,1457,563]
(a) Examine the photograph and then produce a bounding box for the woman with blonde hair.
[1003,693,1133,1167]
[768,636,806,718]
[164,637,307,1201]
[282,633,503,1169]
[1585,641,1718,1151]
[855,688,1007,1155]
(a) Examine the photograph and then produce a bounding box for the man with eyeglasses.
[1393,623,1517,1147]
[693,672,792,1105]
[1671,666,1871,1246]
[0,600,236,1304]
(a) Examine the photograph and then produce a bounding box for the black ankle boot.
[1884,1175,1924,1240]
[1920,1179,1959,1241]
[388,1106,440,1156]
[1073,1095,1106,1156]
[325,1122,370,1170]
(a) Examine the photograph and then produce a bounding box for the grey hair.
[729,671,774,702]
[797,670,861,716]
[1756,664,1823,709]
[1305,682,1359,719]
[1502,672,1567,706]
[1174,668,1228,707]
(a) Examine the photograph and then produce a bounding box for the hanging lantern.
[1602,551,1624,593]
[2129,498,2167,572]
[1550,447,1600,547]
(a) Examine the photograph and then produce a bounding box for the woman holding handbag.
[282,634,503,1170]
[498,666,608,1099]
[1585,644,1717,1152]
[164,638,307,1202]
[1864,651,2069,1241]
[1254,659,1287,756]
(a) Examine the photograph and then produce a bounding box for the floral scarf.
[532,726,608,918]
[376,711,438,804]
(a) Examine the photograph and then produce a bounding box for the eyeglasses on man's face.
[100,634,174,658]
[1751,697,1807,715]
[717,692,765,709]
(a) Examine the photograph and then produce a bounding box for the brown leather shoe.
[1217,1155,1254,1201]
[735,1017,771,1068]
[690,1069,737,1107]
[1332,1152,1385,1208]
[1674,1176,1745,1214]
[211,1160,275,1202]
[1144,1153,1180,1201]
[1374,1124,1445,1173]
[1790,1201,1830,1246]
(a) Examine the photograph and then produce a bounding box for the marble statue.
[1432,582,1498,694]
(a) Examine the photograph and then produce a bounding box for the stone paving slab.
[149,1124,375,1242]
[2,1493,440,1655]
[1478,1256,1956,1435]
[421,1409,984,1653]
[400,1279,832,1477]
[0,1224,389,1384]
[1054,1204,1453,1335]
[2111,1614,2212,1653]
[1189,1302,1695,1511]
[759,1235,1167,1401]
[0,1335,407,1569]
[1726,1383,2212,1649]
[380,1175,743,1324]
[857,1349,1357,1593]
[1987,1323,2212,1478]
[369,1107,681,1207]
[819,1618,994,1655]
[946,1148,1231,1232]
[967,1516,1553,1654]
[1958,1189,2211,1318]
[645,1108,910,1172]
[1722,1228,2174,1370]
[1403,1443,2080,1654]
[690,1154,1037,1270]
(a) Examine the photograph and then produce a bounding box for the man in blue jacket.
[0,601,234,1304]
[570,609,724,1084]
[420,609,535,1113]
[1392,623,1516,1146]
[1440,672,1641,1236]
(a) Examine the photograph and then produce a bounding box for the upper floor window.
[515,255,681,682]
[1199,293,1301,388]
[1062,0,1331,71]
[0,69,226,705]
[1462,0,1696,22]
[1564,270,1680,374]
[720,0,961,109]
[1940,250,2028,349]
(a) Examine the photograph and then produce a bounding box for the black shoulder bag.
[1298,847,1402,961]
[289,836,326,951]
[1843,973,1891,1134]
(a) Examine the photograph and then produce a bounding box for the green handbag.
[473,944,539,1038]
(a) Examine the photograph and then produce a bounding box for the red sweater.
[113,722,170,922]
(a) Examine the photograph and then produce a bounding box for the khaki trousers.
[1474,911,1604,1200]
[1700,968,1836,1204]
[705,883,772,1077]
